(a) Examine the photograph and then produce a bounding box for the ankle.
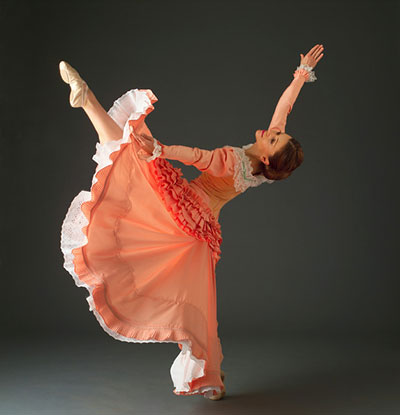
[82,88,93,110]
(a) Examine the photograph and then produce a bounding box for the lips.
[261,130,266,137]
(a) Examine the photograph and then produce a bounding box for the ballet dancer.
[59,44,324,400]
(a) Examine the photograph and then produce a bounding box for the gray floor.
[1,332,399,415]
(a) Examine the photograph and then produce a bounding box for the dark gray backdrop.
[1,0,398,341]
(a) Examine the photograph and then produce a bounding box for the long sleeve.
[158,143,236,178]
[267,67,314,133]
[137,135,235,177]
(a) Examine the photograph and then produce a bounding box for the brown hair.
[261,137,304,180]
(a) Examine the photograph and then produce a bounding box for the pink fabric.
[189,172,241,221]
[155,143,242,220]
[61,89,225,398]
[150,155,223,263]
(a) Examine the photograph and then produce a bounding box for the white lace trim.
[60,88,221,398]
[296,64,317,82]
[107,88,152,130]
[143,137,163,162]
[231,143,274,193]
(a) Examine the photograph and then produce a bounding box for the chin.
[255,130,262,142]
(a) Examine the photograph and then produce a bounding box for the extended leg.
[82,88,123,145]
[59,60,123,145]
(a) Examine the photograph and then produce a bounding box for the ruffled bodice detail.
[151,158,223,264]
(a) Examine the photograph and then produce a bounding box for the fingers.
[141,133,154,139]
[313,46,324,64]
[132,132,147,143]
[129,127,150,150]
[129,126,152,140]
[132,132,146,148]
[307,44,324,57]
[308,44,320,55]
[135,135,144,145]
[135,132,153,141]
[133,132,154,155]
[313,45,324,58]
[306,45,318,57]
[314,45,324,58]
[129,127,156,156]
[134,132,153,143]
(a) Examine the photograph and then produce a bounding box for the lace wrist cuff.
[144,137,163,162]
[295,64,317,82]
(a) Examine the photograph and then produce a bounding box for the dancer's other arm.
[132,130,235,177]
[268,44,324,133]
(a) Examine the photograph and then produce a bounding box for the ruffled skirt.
[60,89,224,398]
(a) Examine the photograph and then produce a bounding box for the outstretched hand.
[130,128,156,159]
[300,44,324,69]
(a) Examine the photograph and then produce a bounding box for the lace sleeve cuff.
[294,64,317,83]
[144,137,163,162]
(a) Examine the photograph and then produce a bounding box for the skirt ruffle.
[60,88,224,398]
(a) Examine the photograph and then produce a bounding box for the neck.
[244,142,263,175]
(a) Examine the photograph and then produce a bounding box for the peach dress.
[60,66,314,398]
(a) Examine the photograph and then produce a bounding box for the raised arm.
[268,44,324,133]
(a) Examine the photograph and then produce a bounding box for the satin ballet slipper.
[59,61,88,108]
[207,370,226,401]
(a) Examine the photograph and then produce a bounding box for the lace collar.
[231,143,274,193]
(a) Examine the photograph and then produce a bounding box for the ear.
[261,154,269,165]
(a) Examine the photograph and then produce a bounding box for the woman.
[59,44,324,400]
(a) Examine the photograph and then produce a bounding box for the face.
[255,129,292,165]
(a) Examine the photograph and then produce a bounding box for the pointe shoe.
[59,61,88,108]
[207,370,226,401]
